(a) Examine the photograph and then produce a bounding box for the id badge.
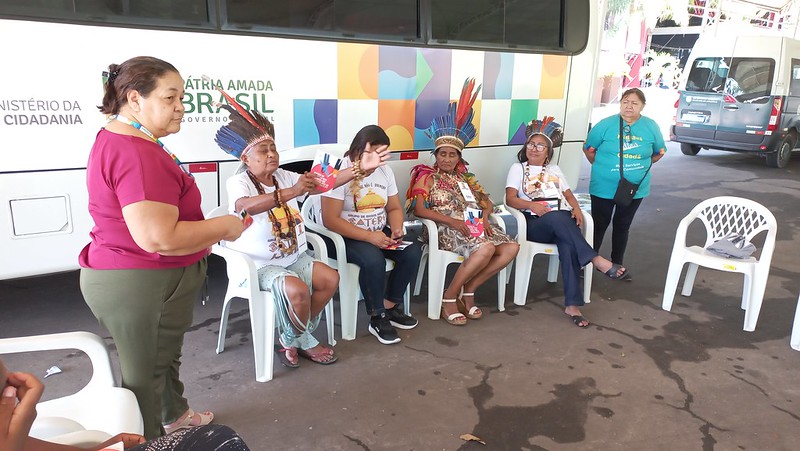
[541,181,560,199]
[457,181,477,202]
[295,222,307,252]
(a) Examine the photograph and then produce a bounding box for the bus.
[0,0,602,280]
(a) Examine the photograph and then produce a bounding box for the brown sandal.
[457,292,483,319]
[440,298,467,325]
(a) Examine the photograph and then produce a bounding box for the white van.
[671,34,800,167]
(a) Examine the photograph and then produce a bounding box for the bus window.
[225,0,418,40]
[431,0,562,49]
[0,0,209,22]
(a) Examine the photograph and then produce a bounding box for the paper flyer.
[464,208,484,237]
[384,240,414,251]
[310,151,341,192]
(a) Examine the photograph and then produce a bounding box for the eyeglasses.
[622,124,632,144]
[526,142,548,152]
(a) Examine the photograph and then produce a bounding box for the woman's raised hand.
[360,143,391,172]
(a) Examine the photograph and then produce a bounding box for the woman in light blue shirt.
[583,88,666,270]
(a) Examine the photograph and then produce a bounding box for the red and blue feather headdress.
[425,78,481,152]
[207,75,274,159]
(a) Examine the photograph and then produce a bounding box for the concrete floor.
[2,142,800,450]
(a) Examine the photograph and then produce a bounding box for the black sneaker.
[385,305,418,330]
[368,312,401,345]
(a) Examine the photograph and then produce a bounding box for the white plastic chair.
[207,206,336,383]
[300,198,410,341]
[662,196,777,331]
[413,216,512,320]
[0,331,144,446]
[791,293,800,351]
[502,203,594,306]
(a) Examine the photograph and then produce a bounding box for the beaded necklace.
[522,162,548,198]
[246,170,298,255]
[111,114,191,177]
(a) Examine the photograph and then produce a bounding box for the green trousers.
[80,258,207,439]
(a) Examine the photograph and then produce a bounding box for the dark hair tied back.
[97,57,178,115]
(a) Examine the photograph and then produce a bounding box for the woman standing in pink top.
[78,56,245,439]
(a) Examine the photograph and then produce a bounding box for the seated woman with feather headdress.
[213,88,390,368]
[407,79,519,326]
[505,117,628,329]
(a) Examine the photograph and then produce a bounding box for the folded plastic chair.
[0,331,144,446]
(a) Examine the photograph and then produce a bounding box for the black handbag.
[613,116,651,207]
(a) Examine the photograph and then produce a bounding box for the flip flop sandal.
[298,346,338,365]
[567,314,590,328]
[274,344,300,368]
[599,263,629,280]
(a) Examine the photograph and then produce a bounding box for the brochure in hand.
[384,240,414,251]
[310,151,341,192]
[464,208,484,237]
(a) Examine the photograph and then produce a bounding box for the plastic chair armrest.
[0,332,115,388]
[211,243,259,292]
[305,232,329,262]
[503,204,527,243]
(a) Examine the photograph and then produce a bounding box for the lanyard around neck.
[111,114,191,176]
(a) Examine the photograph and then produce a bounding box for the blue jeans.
[524,210,596,307]
[324,228,423,315]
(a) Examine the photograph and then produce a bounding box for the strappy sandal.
[440,298,467,326]
[163,408,214,434]
[457,292,483,319]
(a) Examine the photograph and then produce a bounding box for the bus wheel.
[766,134,796,168]
[680,143,701,155]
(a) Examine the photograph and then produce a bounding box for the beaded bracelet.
[352,158,364,180]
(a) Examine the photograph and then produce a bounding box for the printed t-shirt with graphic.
[226,169,308,269]
[79,129,206,270]
[321,159,397,232]
[505,162,571,215]
[584,114,666,199]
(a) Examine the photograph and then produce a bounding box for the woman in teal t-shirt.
[582,88,666,269]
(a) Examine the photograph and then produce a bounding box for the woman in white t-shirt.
[216,102,389,368]
[505,117,627,328]
[321,125,423,345]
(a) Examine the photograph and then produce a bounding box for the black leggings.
[589,195,643,265]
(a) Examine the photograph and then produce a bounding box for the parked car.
[671,34,800,167]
